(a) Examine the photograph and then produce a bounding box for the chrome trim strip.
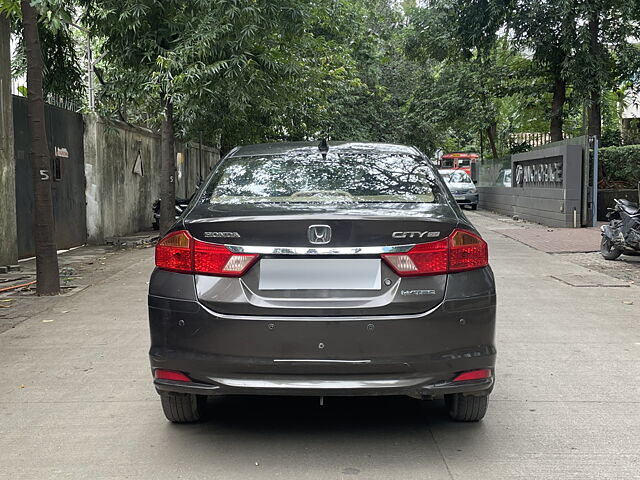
[200,301,443,321]
[224,244,415,255]
[206,377,424,389]
[273,359,371,364]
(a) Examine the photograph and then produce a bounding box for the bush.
[599,145,640,188]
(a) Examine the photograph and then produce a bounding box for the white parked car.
[439,169,478,210]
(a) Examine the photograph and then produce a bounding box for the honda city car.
[148,142,496,423]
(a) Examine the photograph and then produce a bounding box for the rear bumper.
[148,268,497,399]
[153,375,494,398]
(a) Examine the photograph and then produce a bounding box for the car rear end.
[148,142,496,423]
[440,169,479,210]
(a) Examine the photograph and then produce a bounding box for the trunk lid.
[186,203,457,247]
[187,203,459,316]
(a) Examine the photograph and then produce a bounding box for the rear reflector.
[453,369,492,382]
[382,229,488,276]
[155,230,258,277]
[154,369,191,382]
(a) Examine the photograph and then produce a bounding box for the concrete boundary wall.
[479,144,584,228]
[0,17,18,266]
[84,115,220,243]
[175,141,219,199]
[476,187,515,218]
[84,115,161,243]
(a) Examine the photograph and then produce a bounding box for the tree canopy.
[4,0,640,157]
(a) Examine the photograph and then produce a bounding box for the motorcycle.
[152,181,202,230]
[600,198,640,260]
[152,196,191,230]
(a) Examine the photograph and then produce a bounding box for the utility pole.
[591,136,599,227]
[0,14,19,268]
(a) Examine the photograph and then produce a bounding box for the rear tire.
[600,236,622,260]
[445,393,488,422]
[160,392,206,423]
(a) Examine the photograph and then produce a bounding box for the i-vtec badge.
[401,289,436,296]
[203,231,241,238]
[392,231,440,239]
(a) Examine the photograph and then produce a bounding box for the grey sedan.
[148,142,496,423]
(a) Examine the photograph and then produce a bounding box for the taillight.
[382,238,449,276]
[193,241,258,276]
[449,229,488,272]
[155,230,258,277]
[381,229,488,276]
[155,230,193,273]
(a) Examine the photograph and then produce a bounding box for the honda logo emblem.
[308,225,332,244]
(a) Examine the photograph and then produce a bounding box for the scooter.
[600,197,640,260]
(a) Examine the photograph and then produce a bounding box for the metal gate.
[13,95,87,258]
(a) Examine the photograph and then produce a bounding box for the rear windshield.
[442,171,472,183]
[201,153,443,205]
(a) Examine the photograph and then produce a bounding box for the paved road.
[1,212,639,479]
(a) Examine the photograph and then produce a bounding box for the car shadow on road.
[163,394,487,444]
[154,395,491,475]
[203,394,445,432]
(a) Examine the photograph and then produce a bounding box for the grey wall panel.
[478,143,584,228]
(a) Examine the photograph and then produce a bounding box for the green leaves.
[85,0,316,138]
[21,0,632,155]
[7,0,85,103]
[0,0,21,18]
[403,0,640,154]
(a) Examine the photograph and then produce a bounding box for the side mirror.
[473,180,478,184]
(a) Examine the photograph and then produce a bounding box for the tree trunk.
[20,1,59,295]
[587,10,601,139]
[550,74,566,142]
[486,123,498,159]
[212,131,221,169]
[621,118,632,144]
[587,90,602,139]
[159,97,176,234]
